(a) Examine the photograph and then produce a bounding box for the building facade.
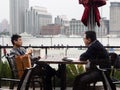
[68,19,87,36]
[41,24,61,35]
[110,2,120,35]
[0,19,9,33]
[96,18,109,37]
[55,15,69,26]
[0,23,1,32]
[25,6,52,35]
[54,15,69,35]
[10,0,29,35]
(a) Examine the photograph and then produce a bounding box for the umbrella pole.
[88,7,96,31]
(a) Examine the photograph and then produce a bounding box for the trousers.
[33,62,57,90]
[73,69,116,90]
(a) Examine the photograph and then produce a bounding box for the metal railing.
[0,45,120,60]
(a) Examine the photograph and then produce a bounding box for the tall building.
[110,2,120,35]
[10,0,29,35]
[54,15,69,35]
[25,6,52,35]
[0,19,9,32]
[55,15,69,26]
[68,18,87,36]
[0,23,2,32]
[96,18,109,37]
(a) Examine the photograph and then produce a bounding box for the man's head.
[83,31,96,46]
[11,34,22,47]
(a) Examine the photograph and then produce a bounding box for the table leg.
[59,64,66,90]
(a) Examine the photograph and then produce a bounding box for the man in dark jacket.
[73,31,115,90]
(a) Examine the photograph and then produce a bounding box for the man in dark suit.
[73,31,116,90]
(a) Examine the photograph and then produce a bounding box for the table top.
[38,57,87,64]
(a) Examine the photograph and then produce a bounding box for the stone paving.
[1,87,120,90]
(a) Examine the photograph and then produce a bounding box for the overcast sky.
[0,0,120,23]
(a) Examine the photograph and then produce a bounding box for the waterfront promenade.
[1,86,120,90]
[0,87,73,90]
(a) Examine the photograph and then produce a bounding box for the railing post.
[45,48,48,58]
[65,48,68,57]
[0,45,1,60]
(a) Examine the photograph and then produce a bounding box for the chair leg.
[9,81,15,89]
[32,83,35,90]
[93,82,96,90]
[31,78,44,90]
[38,81,42,90]
[102,79,107,90]
[53,76,56,90]
[31,79,35,90]
[0,79,1,88]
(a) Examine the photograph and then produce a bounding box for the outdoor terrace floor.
[1,87,120,90]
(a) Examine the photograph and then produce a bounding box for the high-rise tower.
[110,2,120,35]
[10,0,29,35]
[25,6,52,35]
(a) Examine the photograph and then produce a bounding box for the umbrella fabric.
[93,0,106,7]
[81,4,90,26]
[79,0,89,4]
[79,0,106,27]
[81,4,100,27]
[94,6,101,26]
[79,0,106,6]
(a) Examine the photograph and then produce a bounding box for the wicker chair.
[0,54,44,90]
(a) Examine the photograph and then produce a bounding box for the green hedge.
[113,69,120,80]
[54,64,85,87]
[66,64,85,86]
[0,57,12,86]
[2,58,120,87]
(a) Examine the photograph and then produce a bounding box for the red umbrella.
[79,0,106,30]
[2,48,7,57]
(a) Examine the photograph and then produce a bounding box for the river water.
[0,37,120,57]
[1,36,120,58]
[0,36,120,46]
[0,36,120,68]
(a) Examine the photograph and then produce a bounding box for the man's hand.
[26,48,33,55]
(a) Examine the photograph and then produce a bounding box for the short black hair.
[11,34,21,45]
[85,31,96,42]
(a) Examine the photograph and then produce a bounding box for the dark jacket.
[80,40,110,69]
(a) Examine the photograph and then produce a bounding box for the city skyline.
[0,0,120,23]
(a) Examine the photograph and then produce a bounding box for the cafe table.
[38,57,87,90]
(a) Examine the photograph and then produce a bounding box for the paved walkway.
[1,87,120,90]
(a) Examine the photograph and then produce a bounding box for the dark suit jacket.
[80,40,110,69]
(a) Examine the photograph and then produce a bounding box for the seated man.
[10,34,60,90]
[73,31,116,90]
[10,35,40,66]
